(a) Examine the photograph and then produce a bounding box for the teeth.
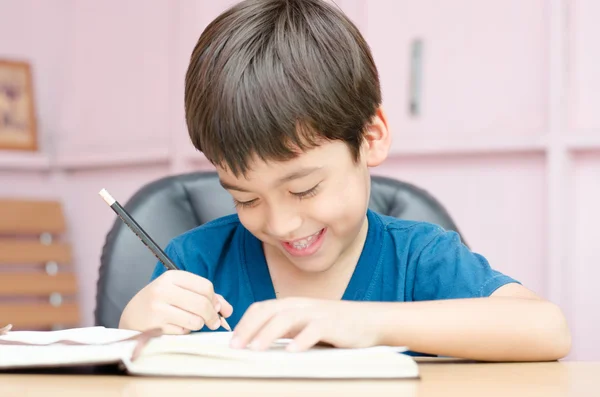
[291,230,320,249]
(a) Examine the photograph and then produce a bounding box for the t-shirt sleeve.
[409,227,520,301]
[148,241,185,282]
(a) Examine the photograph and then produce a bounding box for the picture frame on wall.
[0,59,38,151]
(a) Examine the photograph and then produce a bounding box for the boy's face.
[216,109,390,274]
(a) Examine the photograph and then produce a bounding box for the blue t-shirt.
[150,209,518,329]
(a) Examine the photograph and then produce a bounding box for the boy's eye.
[233,183,321,208]
[233,198,258,209]
[291,184,320,199]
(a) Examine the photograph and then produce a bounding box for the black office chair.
[95,172,465,328]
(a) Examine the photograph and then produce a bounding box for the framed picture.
[0,59,38,151]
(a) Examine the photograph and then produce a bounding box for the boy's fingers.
[163,303,206,331]
[287,322,322,352]
[231,301,279,349]
[161,324,190,335]
[164,270,215,300]
[248,310,303,351]
[162,271,230,322]
[166,286,221,329]
[215,294,234,317]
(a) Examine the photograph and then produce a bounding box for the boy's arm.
[229,283,570,361]
[375,283,571,362]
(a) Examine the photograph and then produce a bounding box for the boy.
[120,0,571,361]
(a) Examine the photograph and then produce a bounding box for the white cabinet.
[568,0,600,134]
[364,1,547,153]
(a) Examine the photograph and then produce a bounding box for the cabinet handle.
[409,38,423,117]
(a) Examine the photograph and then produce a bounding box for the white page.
[142,331,408,361]
[157,331,234,345]
[0,326,140,345]
[124,333,416,379]
[0,327,142,369]
[0,343,135,368]
[159,332,407,350]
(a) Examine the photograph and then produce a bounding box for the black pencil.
[99,188,231,332]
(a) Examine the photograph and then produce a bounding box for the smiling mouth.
[281,228,326,257]
[287,230,322,249]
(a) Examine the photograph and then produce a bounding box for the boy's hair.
[184,0,381,177]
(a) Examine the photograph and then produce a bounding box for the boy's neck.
[264,216,369,300]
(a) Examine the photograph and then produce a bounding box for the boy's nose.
[264,206,302,239]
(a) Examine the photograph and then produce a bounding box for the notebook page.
[139,331,408,362]
[125,333,416,379]
[0,327,145,369]
[0,343,135,368]
[157,331,407,351]
[0,326,140,345]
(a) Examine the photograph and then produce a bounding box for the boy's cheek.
[237,210,264,235]
[320,186,368,218]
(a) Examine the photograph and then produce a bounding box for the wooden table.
[0,360,596,396]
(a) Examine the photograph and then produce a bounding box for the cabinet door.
[569,0,600,133]
[365,0,547,152]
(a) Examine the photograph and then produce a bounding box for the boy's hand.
[229,298,380,352]
[119,270,233,334]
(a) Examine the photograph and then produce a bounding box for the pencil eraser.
[99,188,116,206]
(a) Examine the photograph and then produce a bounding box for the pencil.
[98,188,231,332]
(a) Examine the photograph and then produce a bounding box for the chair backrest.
[0,199,80,330]
[95,172,465,328]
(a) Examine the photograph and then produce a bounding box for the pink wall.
[1,0,598,360]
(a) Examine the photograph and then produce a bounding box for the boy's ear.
[363,106,391,167]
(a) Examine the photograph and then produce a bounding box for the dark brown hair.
[184,0,381,177]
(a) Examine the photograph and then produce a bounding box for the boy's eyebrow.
[276,166,322,185]
[219,180,250,192]
[219,166,322,192]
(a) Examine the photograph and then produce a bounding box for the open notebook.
[0,326,419,379]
